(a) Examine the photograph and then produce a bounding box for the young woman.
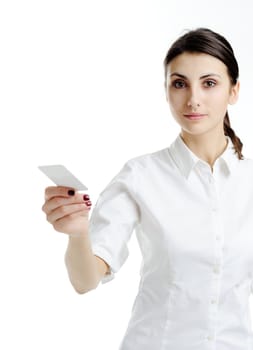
[42,28,253,349]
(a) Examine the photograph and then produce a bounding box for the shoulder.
[125,147,171,170]
[239,156,253,169]
[236,156,253,178]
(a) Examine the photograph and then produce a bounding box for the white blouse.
[89,133,253,350]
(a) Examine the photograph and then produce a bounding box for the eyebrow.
[169,73,221,79]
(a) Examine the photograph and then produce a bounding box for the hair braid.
[223,112,244,160]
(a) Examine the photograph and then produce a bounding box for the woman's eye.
[204,80,216,87]
[172,80,186,88]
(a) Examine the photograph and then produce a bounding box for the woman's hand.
[42,186,92,236]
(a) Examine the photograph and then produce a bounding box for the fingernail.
[86,201,92,206]
[83,194,90,200]
[68,190,75,196]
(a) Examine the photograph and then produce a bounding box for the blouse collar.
[169,133,240,179]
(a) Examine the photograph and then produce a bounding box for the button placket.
[197,164,224,345]
[208,174,224,343]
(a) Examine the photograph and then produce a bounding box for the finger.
[42,194,92,214]
[44,186,78,201]
[47,203,89,223]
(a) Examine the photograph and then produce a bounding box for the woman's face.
[165,52,240,138]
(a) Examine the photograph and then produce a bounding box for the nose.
[186,87,201,110]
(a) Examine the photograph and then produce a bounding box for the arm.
[65,234,110,294]
[42,186,110,294]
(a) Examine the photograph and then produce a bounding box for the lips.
[183,114,207,120]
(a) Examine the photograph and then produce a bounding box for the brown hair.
[163,27,244,160]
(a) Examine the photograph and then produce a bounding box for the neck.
[180,129,228,169]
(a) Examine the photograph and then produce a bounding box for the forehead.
[167,52,228,77]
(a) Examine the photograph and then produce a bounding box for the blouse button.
[213,266,220,274]
[207,335,214,341]
[211,299,217,304]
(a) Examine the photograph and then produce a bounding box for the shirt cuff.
[93,248,116,285]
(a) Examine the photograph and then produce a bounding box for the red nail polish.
[83,194,90,200]
[86,201,92,206]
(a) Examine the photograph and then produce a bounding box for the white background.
[1,0,253,349]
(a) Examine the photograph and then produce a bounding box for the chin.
[180,126,212,137]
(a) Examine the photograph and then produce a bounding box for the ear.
[228,80,240,105]
[164,81,168,101]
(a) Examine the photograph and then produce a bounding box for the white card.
[38,165,88,191]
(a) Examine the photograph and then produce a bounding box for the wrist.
[68,231,87,239]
